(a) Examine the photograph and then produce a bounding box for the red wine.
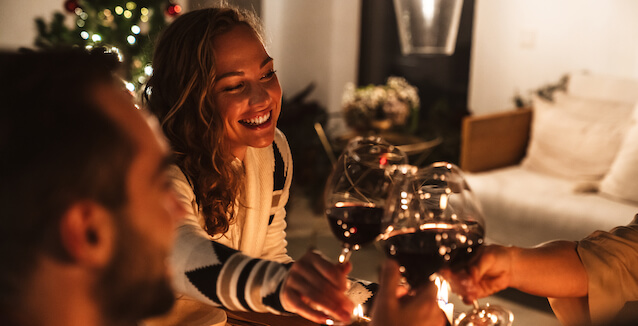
[383,229,445,288]
[446,221,484,271]
[326,204,384,248]
[383,223,484,288]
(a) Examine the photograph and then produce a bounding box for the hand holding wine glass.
[441,244,514,305]
[370,259,448,326]
[281,249,355,324]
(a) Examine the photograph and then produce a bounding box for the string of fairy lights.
[36,0,182,92]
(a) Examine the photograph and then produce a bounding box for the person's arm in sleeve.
[171,227,354,324]
[167,166,354,324]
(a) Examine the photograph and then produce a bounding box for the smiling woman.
[142,6,356,326]
[144,7,285,256]
[210,23,282,160]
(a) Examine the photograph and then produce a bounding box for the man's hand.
[442,244,513,304]
[370,260,447,326]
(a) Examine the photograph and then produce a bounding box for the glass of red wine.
[323,136,407,325]
[324,136,408,264]
[379,162,513,326]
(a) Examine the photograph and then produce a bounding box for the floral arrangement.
[342,76,420,133]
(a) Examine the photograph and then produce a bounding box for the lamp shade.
[393,0,464,55]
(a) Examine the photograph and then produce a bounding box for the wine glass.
[324,136,408,263]
[378,162,513,326]
[377,164,450,291]
[322,136,407,325]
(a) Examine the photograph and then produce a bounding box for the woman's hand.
[280,249,355,324]
[370,260,447,326]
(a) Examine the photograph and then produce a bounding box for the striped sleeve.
[167,163,292,313]
[170,219,292,314]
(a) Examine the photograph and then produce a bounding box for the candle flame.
[352,304,371,322]
[435,276,449,303]
[434,276,454,324]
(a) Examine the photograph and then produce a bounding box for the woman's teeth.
[240,111,271,126]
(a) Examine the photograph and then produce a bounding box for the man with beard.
[0,49,358,326]
[0,49,184,326]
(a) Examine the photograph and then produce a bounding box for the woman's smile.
[239,110,272,128]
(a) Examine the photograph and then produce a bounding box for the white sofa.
[460,73,638,247]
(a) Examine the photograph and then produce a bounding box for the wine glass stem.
[472,299,480,312]
[338,246,352,264]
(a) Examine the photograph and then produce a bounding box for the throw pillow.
[521,94,633,181]
[553,92,635,121]
[600,104,638,203]
[568,73,638,105]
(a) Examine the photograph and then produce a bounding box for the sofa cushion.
[522,94,633,181]
[568,73,638,105]
[600,106,638,203]
[552,92,635,121]
[466,166,638,247]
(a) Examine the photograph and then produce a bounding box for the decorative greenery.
[513,74,569,108]
[34,0,180,91]
[342,76,420,134]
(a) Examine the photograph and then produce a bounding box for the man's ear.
[59,201,116,267]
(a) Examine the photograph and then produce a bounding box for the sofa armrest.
[460,108,532,172]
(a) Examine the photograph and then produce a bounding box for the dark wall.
[358,0,475,165]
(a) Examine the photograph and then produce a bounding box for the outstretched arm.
[446,241,588,304]
[170,219,354,324]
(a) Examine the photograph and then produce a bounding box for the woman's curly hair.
[144,7,264,236]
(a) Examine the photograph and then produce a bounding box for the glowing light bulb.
[125,82,135,92]
[131,25,141,34]
[127,35,136,44]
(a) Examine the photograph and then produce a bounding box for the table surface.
[226,310,321,326]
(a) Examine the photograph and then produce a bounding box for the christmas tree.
[34,0,182,92]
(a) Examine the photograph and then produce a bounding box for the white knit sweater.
[166,129,294,323]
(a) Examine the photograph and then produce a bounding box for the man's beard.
[93,212,176,323]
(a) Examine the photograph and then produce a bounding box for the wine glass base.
[455,304,514,326]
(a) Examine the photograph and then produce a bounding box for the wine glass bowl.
[379,162,485,288]
[324,136,408,263]
[416,162,485,271]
